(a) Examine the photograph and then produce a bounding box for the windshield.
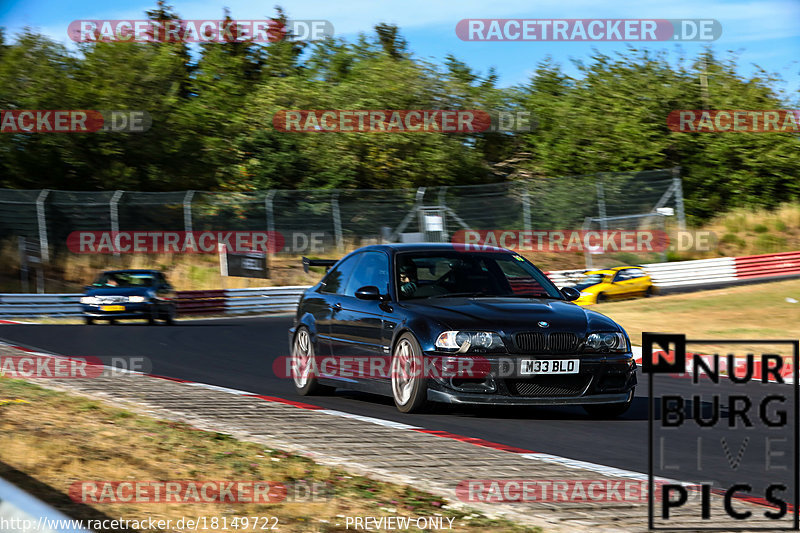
[396,251,562,300]
[93,272,156,288]
[574,273,607,290]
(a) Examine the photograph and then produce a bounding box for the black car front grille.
[514,332,580,354]
[506,375,591,397]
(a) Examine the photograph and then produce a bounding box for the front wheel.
[162,305,176,325]
[390,333,428,413]
[291,327,333,396]
[583,388,634,418]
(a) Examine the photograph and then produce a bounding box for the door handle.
[332,302,342,310]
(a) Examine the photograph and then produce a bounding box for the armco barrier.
[0,294,81,316]
[224,286,310,314]
[2,251,800,317]
[734,250,800,280]
[174,289,226,315]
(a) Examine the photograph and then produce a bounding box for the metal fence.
[0,168,684,260]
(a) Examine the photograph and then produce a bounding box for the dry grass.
[593,278,800,349]
[0,378,538,533]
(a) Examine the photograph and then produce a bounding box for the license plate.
[100,305,125,312]
[520,359,579,375]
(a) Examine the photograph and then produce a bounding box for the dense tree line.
[0,2,798,221]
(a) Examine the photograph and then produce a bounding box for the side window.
[344,251,390,297]
[628,269,645,279]
[614,270,631,282]
[319,254,362,294]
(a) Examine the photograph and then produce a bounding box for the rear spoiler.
[302,257,338,274]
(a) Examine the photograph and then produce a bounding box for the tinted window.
[319,254,362,294]
[395,251,560,300]
[93,272,156,288]
[344,251,390,297]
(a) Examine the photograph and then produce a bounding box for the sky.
[1,0,798,103]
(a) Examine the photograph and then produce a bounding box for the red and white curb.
[0,341,791,514]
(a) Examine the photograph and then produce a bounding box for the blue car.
[81,269,177,325]
[289,244,637,416]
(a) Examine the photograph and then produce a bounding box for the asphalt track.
[2,316,797,512]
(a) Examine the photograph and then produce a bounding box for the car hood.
[84,287,152,297]
[402,297,621,334]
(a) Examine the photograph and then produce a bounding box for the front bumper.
[424,352,636,406]
[82,302,152,318]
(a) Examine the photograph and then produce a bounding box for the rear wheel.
[645,286,654,298]
[391,333,428,413]
[292,327,333,396]
[596,292,607,303]
[583,388,634,418]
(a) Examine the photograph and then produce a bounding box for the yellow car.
[572,266,654,305]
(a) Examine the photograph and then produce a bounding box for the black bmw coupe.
[289,244,636,416]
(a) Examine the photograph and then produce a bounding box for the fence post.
[265,190,276,257]
[183,190,195,233]
[672,167,686,231]
[110,190,124,258]
[35,189,50,263]
[521,186,531,233]
[595,175,607,231]
[331,191,343,252]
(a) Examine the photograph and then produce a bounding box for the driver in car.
[398,262,418,298]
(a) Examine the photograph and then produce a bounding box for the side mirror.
[561,287,581,301]
[355,285,381,300]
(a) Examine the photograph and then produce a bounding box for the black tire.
[84,316,94,325]
[390,333,428,413]
[147,308,157,325]
[108,318,116,325]
[583,388,634,418]
[645,286,654,298]
[162,305,176,325]
[596,292,607,303]
[291,327,334,396]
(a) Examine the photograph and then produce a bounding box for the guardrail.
[225,287,309,314]
[2,251,800,318]
[0,476,92,533]
[545,251,800,291]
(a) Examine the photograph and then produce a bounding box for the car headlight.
[584,332,628,353]
[435,331,505,353]
[127,296,147,303]
[80,296,98,305]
